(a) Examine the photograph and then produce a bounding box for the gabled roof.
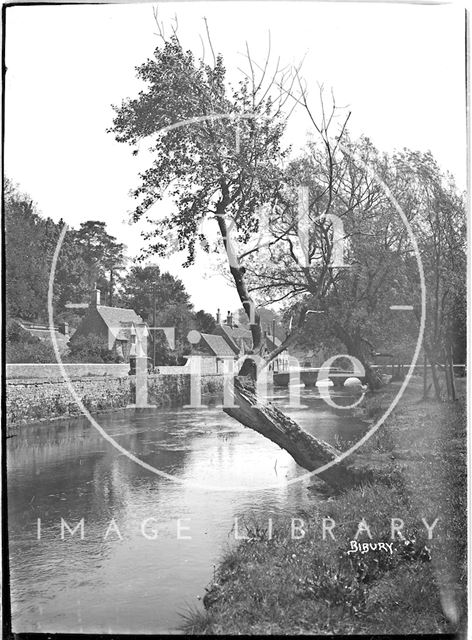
[96,305,144,327]
[229,326,252,340]
[96,306,145,341]
[214,324,253,353]
[200,333,238,357]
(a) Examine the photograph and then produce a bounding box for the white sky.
[5,1,467,314]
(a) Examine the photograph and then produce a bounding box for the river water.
[7,386,366,633]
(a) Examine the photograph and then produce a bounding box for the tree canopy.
[109,23,465,395]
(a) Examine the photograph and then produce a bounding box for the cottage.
[212,310,253,354]
[69,289,147,362]
[186,332,238,374]
[210,309,289,372]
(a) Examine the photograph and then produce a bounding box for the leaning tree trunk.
[215,204,371,491]
[223,376,373,491]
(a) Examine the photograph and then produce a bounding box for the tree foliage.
[5,180,128,322]
[72,220,127,305]
[119,264,194,365]
[5,320,57,363]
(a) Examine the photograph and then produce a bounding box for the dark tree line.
[5,179,127,322]
[4,179,217,364]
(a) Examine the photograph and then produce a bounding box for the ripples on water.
[7,387,366,633]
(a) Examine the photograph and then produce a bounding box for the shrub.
[66,335,115,363]
[7,320,38,344]
[5,320,57,363]
[6,340,57,363]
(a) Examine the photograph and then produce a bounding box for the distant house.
[210,309,289,372]
[186,332,238,374]
[69,289,147,362]
[213,310,253,354]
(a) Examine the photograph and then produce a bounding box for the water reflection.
[7,387,366,633]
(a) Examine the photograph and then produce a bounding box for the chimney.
[216,308,221,325]
[91,288,101,307]
[226,311,233,327]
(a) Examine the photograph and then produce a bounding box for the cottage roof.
[200,333,238,357]
[96,306,145,341]
[214,324,252,353]
[229,326,252,340]
[97,306,143,327]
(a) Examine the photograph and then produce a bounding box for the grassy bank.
[182,379,466,635]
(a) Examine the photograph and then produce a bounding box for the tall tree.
[243,132,422,389]
[109,26,368,489]
[4,180,130,322]
[4,179,88,321]
[392,150,466,399]
[73,220,127,304]
[119,264,192,321]
[119,264,194,365]
[194,309,217,334]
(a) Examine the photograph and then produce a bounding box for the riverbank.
[183,379,466,635]
[5,373,224,428]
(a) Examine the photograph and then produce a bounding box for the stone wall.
[6,373,224,427]
[143,373,223,407]
[6,376,132,427]
[6,363,130,379]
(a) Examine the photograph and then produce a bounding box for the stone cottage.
[186,332,238,374]
[210,309,289,372]
[212,310,253,354]
[69,289,148,362]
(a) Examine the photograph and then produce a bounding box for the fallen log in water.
[223,376,373,491]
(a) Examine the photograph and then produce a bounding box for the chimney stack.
[226,311,233,327]
[216,308,221,325]
[91,288,101,307]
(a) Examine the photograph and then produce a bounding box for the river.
[7,386,366,633]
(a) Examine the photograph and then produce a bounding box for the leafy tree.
[5,180,60,321]
[194,309,217,334]
[119,264,194,365]
[108,25,371,489]
[241,131,422,388]
[119,264,192,320]
[5,320,56,363]
[391,150,466,398]
[4,180,126,321]
[109,32,288,360]
[73,220,127,304]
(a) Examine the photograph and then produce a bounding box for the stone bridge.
[272,368,367,388]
